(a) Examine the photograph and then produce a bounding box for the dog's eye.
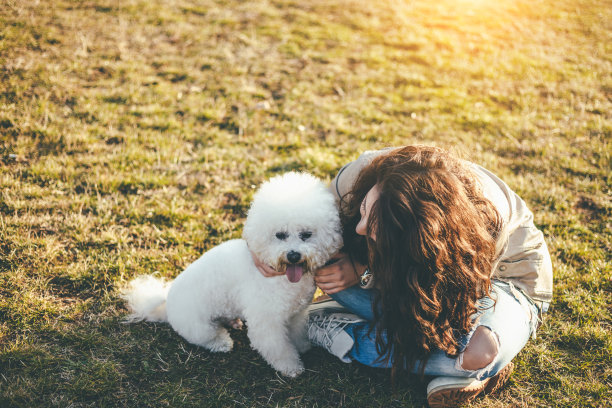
[299,231,312,241]
[275,232,288,240]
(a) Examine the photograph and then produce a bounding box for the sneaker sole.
[484,362,514,395]
[427,363,514,408]
[427,380,485,408]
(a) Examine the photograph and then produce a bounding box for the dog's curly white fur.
[120,172,343,377]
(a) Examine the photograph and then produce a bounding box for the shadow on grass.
[0,318,424,407]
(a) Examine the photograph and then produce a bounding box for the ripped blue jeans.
[330,280,543,380]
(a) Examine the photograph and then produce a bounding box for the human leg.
[308,281,540,407]
[328,285,376,321]
[342,281,539,377]
[425,280,539,406]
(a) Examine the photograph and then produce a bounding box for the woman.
[255,146,552,407]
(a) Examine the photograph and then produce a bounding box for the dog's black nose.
[287,250,301,264]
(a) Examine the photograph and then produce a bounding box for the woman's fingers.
[314,273,339,284]
[316,280,339,293]
[314,258,359,294]
[319,286,340,295]
[314,264,344,282]
[315,265,339,278]
[261,264,283,277]
[317,280,349,294]
[250,249,284,277]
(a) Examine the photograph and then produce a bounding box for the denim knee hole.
[455,325,500,376]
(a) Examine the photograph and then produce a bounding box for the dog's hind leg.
[176,321,234,353]
[245,314,304,377]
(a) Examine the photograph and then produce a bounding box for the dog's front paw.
[277,360,305,378]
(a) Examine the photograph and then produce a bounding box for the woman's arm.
[314,252,366,294]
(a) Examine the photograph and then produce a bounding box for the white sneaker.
[426,362,514,407]
[307,311,364,363]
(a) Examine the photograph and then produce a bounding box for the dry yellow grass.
[1,0,610,406]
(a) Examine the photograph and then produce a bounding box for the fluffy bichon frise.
[120,172,342,377]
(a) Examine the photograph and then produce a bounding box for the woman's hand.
[250,250,285,277]
[314,253,366,294]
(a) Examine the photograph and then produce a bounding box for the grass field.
[1,0,610,406]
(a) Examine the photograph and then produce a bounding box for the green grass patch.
[0,0,610,406]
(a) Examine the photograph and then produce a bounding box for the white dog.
[120,172,343,377]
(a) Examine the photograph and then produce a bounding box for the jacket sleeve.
[329,148,395,207]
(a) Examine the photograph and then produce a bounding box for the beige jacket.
[331,149,553,307]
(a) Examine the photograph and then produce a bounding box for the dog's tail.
[119,275,171,323]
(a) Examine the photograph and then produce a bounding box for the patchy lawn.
[1,0,610,406]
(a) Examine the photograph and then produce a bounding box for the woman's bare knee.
[461,326,499,370]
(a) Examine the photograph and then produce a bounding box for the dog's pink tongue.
[286,264,303,283]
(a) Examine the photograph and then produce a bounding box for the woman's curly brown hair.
[341,145,503,379]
